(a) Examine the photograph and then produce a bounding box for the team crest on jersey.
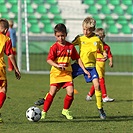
[94,42,97,46]
[81,41,85,44]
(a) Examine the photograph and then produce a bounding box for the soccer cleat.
[34,98,45,106]
[102,96,115,102]
[98,108,106,119]
[41,111,47,120]
[86,95,92,101]
[0,113,3,123]
[62,109,73,120]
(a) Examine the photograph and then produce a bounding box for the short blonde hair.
[82,17,96,30]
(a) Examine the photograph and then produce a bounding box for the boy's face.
[96,31,105,41]
[83,26,94,37]
[55,31,67,45]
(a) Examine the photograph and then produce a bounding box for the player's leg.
[97,63,114,102]
[41,85,57,119]
[99,78,114,102]
[92,78,106,119]
[86,85,95,101]
[0,80,7,123]
[62,82,74,120]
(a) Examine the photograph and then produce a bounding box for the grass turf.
[0,72,132,133]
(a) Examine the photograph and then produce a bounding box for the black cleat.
[98,108,106,119]
[34,98,45,106]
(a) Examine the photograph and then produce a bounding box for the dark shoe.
[98,108,106,119]
[34,98,45,106]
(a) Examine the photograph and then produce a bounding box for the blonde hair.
[82,17,96,30]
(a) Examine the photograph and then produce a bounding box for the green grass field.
[0,72,132,133]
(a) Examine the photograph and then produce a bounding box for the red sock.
[43,93,53,112]
[64,94,73,109]
[88,85,95,96]
[0,92,6,108]
[99,78,107,98]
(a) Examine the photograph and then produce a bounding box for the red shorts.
[50,82,73,89]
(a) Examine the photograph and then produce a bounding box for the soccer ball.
[26,106,42,122]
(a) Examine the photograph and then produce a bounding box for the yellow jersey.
[72,34,104,67]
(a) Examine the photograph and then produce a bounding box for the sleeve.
[71,46,80,60]
[47,45,57,61]
[4,39,14,56]
[107,46,113,58]
[72,35,80,46]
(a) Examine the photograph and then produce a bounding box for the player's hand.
[15,70,21,80]
[57,65,65,71]
[109,62,113,68]
[84,70,91,78]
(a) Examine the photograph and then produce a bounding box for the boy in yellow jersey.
[41,23,90,120]
[71,17,107,119]
[0,19,21,123]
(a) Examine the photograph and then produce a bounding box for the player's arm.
[77,58,91,78]
[47,59,65,70]
[5,39,21,79]
[107,45,113,67]
[71,46,90,78]
[72,35,81,46]
[47,45,65,70]
[108,57,113,67]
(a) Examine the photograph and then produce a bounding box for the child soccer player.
[6,20,17,71]
[86,28,114,102]
[71,17,107,119]
[41,23,90,120]
[0,19,21,123]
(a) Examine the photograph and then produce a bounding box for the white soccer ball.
[26,106,42,122]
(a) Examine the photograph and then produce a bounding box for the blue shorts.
[72,63,99,83]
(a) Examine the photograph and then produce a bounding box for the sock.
[43,93,53,112]
[64,94,74,109]
[0,92,6,108]
[44,93,48,100]
[95,90,102,109]
[99,78,107,98]
[88,85,95,96]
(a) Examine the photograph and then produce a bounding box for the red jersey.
[0,32,13,67]
[47,41,80,84]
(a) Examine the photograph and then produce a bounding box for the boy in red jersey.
[86,28,114,102]
[0,19,21,123]
[41,23,90,120]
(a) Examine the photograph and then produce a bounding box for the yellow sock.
[44,93,48,100]
[95,90,103,109]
